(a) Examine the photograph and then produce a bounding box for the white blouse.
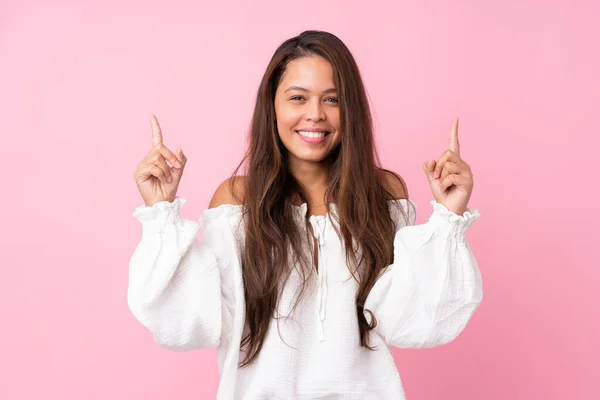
[128,197,482,400]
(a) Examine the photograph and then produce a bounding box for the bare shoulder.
[208,175,246,208]
[380,169,409,200]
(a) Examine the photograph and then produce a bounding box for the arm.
[127,177,244,351]
[364,200,482,348]
[127,197,223,350]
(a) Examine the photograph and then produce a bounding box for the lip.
[296,128,330,133]
[295,129,331,144]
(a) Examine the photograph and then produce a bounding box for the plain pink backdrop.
[1,0,598,399]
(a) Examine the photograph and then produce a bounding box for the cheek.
[328,109,341,130]
[276,106,301,131]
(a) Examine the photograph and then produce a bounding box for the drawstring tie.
[311,216,328,341]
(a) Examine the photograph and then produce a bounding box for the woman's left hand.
[422,117,474,216]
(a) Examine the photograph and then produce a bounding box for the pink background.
[1,0,598,399]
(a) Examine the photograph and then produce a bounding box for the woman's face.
[274,56,342,166]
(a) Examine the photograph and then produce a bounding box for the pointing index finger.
[448,117,460,156]
[150,114,163,147]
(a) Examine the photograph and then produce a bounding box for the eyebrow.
[283,86,337,94]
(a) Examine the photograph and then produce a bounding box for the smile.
[296,130,331,139]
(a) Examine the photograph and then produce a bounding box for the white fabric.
[128,197,482,400]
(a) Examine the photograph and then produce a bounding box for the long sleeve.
[127,197,232,351]
[364,199,482,349]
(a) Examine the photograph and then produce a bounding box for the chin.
[279,131,341,164]
[288,149,336,164]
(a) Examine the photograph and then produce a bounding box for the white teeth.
[298,131,327,138]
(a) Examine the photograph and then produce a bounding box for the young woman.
[129,30,482,400]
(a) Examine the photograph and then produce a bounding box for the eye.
[289,95,305,101]
[325,97,338,103]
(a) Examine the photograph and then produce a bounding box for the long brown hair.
[230,30,410,367]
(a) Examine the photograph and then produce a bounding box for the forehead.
[279,56,335,89]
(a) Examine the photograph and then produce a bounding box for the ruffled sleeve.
[127,197,243,351]
[364,199,483,348]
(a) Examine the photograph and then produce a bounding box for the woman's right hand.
[134,114,187,207]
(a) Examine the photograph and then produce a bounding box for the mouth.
[295,130,332,139]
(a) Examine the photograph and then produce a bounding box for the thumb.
[174,147,185,165]
[423,160,436,181]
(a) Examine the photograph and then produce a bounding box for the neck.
[288,157,330,208]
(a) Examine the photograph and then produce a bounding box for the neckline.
[205,198,413,220]
[293,198,413,219]
[292,202,337,221]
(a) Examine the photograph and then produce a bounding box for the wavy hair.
[230,30,410,367]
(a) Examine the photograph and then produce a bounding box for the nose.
[305,98,326,122]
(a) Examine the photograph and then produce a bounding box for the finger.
[145,164,170,183]
[448,117,460,157]
[440,161,460,183]
[171,147,187,167]
[433,150,460,179]
[176,148,187,166]
[440,173,469,192]
[154,155,174,183]
[423,159,437,181]
[159,145,182,169]
[145,152,173,183]
[440,173,456,192]
[150,114,163,147]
